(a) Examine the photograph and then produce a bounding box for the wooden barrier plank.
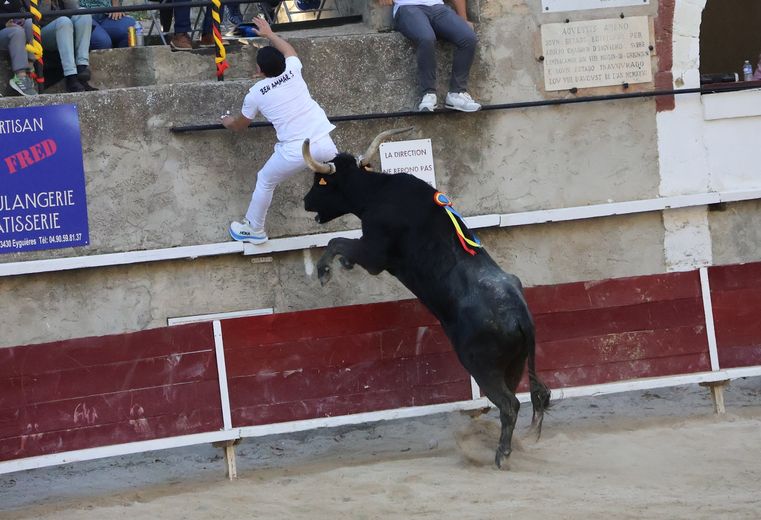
[224,333,384,378]
[710,264,761,368]
[221,300,437,350]
[708,263,761,291]
[533,352,711,388]
[233,390,414,426]
[0,408,222,461]
[0,380,222,440]
[379,326,452,359]
[0,323,214,379]
[0,351,217,406]
[535,325,708,371]
[525,271,700,315]
[533,298,704,343]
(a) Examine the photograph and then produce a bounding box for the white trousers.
[245,135,338,231]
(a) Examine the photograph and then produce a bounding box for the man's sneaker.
[418,92,437,112]
[170,33,193,51]
[445,91,481,112]
[229,219,268,245]
[9,74,37,97]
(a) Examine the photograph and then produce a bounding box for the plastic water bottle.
[134,21,144,47]
[743,60,753,81]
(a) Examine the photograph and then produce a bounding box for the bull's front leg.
[317,237,387,286]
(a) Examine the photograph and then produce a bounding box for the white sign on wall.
[542,0,649,13]
[542,16,652,91]
[379,139,436,188]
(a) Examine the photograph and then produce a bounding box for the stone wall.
[2,0,760,348]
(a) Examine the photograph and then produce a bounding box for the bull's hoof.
[317,265,332,286]
[494,447,511,469]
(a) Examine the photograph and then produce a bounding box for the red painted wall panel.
[524,270,710,389]
[710,264,761,368]
[222,303,471,428]
[0,323,222,462]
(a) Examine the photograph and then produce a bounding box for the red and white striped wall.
[1,261,760,476]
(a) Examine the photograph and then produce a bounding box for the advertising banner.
[0,104,89,255]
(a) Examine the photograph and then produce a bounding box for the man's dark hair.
[257,47,286,77]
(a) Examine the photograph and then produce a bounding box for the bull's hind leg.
[470,368,520,469]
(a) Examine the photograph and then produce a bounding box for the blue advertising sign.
[0,104,89,254]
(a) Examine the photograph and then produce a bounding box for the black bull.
[301,129,551,468]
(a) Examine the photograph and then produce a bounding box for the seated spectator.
[198,2,243,47]
[0,0,37,96]
[168,0,192,50]
[80,0,136,49]
[39,0,97,92]
[378,0,481,112]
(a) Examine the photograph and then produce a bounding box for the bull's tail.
[526,324,551,439]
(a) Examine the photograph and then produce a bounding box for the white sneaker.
[229,219,268,244]
[418,92,437,112]
[445,91,481,112]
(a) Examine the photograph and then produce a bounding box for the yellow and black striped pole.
[26,0,44,89]
[211,0,228,80]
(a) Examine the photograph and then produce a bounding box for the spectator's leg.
[244,150,307,232]
[71,14,93,68]
[429,4,476,94]
[0,26,30,74]
[99,15,136,48]
[90,17,112,50]
[41,18,77,77]
[23,19,34,64]
[172,1,192,34]
[394,5,437,96]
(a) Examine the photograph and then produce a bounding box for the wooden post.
[213,440,239,480]
[699,380,729,415]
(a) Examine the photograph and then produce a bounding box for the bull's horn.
[302,139,335,174]
[358,127,415,167]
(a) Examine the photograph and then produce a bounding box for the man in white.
[221,17,337,245]
[378,0,481,112]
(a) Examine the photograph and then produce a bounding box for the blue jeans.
[41,15,92,77]
[169,0,191,34]
[90,14,136,49]
[394,4,477,95]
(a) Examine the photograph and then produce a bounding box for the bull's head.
[303,128,414,224]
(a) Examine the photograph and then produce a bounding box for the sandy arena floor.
[1,378,760,520]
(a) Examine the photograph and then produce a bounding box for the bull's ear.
[319,178,328,185]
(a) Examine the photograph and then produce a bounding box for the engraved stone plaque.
[541,16,653,91]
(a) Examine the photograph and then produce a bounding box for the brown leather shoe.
[170,33,193,51]
[199,33,215,48]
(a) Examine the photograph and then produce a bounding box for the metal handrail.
[169,81,761,133]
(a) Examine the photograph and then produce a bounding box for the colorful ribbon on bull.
[27,0,44,86]
[211,0,229,79]
[434,191,482,256]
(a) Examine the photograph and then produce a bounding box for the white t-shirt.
[392,0,443,17]
[241,56,335,159]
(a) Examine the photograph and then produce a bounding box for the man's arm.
[221,113,252,132]
[448,0,469,22]
[251,17,297,58]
